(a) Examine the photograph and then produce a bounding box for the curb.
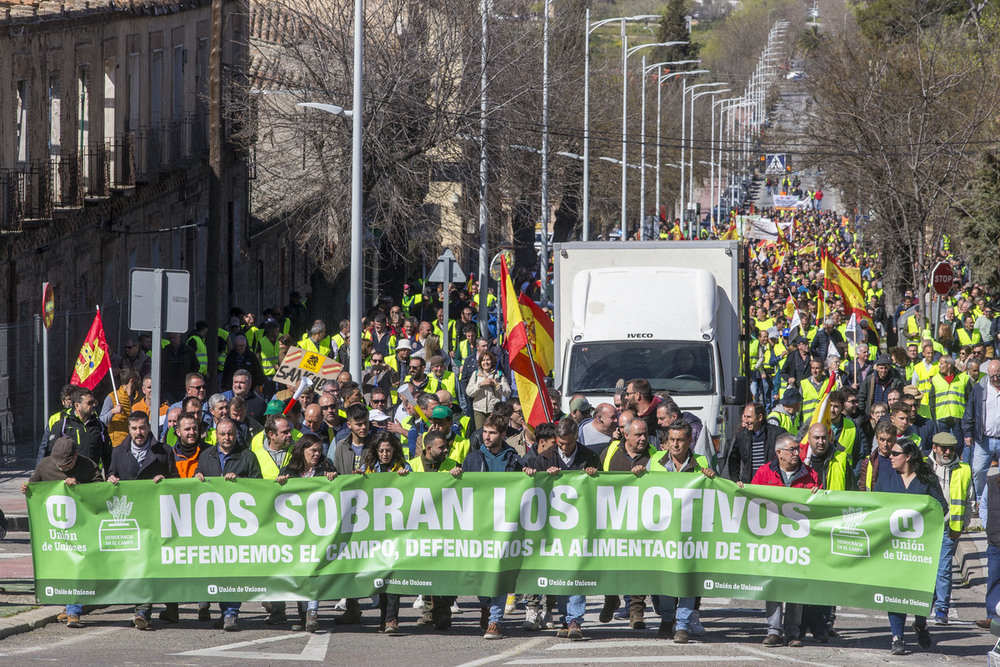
[956,533,986,587]
[0,606,63,639]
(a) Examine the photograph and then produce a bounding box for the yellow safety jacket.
[913,361,939,418]
[956,328,982,347]
[800,376,834,424]
[822,447,851,491]
[217,329,230,372]
[188,335,208,375]
[258,336,281,377]
[767,408,801,437]
[601,440,657,471]
[401,293,423,317]
[253,445,293,480]
[946,462,972,532]
[426,371,458,399]
[929,373,969,421]
[832,417,858,461]
[299,335,332,358]
[648,451,710,472]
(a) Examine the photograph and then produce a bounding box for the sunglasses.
[889,450,906,457]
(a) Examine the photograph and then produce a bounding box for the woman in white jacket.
[466,351,511,429]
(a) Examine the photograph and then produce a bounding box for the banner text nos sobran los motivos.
[28,473,942,614]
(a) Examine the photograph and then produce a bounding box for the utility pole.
[205,0,224,388]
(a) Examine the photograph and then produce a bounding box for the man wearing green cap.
[249,399,293,451]
[928,431,972,625]
[412,405,470,469]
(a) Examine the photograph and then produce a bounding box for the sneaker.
[264,610,287,625]
[542,610,555,629]
[223,615,238,632]
[66,615,83,628]
[932,612,948,626]
[522,608,540,631]
[198,607,212,622]
[688,618,706,636]
[762,633,782,646]
[158,608,179,624]
[451,601,461,614]
[416,614,434,626]
[132,615,149,630]
[912,622,931,649]
[504,594,517,615]
[412,595,424,610]
[614,607,630,620]
[484,622,502,640]
[674,629,690,644]
[890,636,905,655]
[599,597,619,623]
[977,619,993,629]
[786,637,803,647]
[567,620,583,640]
[480,606,490,631]
[629,612,646,630]
[556,625,569,638]
[384,619,399,634]
[333,598,348,611]
[305,610,318,633]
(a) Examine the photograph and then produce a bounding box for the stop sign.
[930,261,954,295]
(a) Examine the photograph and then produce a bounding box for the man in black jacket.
[857,354,905,417]
[727,402,784,483]
[107,411,175,629]
[47,387,111,471]
[193,417,262,630]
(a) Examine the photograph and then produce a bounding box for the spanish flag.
[822,251,874,330]
[70,309,112,390]
[800,371,836,459]
[518,293,555,376]
[783,294,797,321]
[501,257,553,427]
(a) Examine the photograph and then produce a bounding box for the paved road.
[0,567,995,665]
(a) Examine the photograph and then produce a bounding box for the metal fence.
[0,301,125,469]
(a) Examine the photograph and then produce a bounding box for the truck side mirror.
[728,377,748,405]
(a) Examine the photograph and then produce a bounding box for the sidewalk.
[0,468,32,533]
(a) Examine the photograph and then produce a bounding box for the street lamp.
[583,12,660,241]
[640,59,701,239]
[621,39,688,241]
[296,0,363,383]
[680,81,726,235]
[687,87,729,235]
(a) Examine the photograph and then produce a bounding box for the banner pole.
[523,338,552,423]
[100,305,120,406]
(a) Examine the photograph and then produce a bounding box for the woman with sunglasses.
[874,438,947,655]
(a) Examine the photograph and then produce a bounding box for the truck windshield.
[567,341,716,395]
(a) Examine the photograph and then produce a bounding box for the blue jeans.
[557,595,586,625]
[478,595,504,623]
[66,604,82,616]
[888,612,925,637]
[220,601,240,619]
[932,531,958,616]
[987,544,1000,620]
[654,595,696,631]
[972,437,1000,498]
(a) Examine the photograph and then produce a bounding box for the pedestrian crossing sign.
[764,154,786,174]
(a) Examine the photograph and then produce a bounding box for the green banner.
[27,473,943,614]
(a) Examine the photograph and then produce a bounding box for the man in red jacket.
[743,433,819,647]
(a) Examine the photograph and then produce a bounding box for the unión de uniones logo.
[45,495,77,529]
[889,509,924,539]
[874,593,884,603]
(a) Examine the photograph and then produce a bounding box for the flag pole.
[99,306,120,406]
[522,337,553,423]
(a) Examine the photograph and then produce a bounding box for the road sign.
[930,262,954,295]
[427,248,466,284]
[764,154,787,175]
[129,268,190,333]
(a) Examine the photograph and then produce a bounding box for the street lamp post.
[641,59,701,239]
[621,39,688,241]
[583,13,659,241]
[681,81,726,236]
[687,86,729,234]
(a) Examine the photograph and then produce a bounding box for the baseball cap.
[228,316,241,328]
[569,397,592,413]
[428,355,445,367]
[50,436,77,467]
[369,409,390,423]
[265,399,286,416]
[781,388,802,406]
[430,405,452,420]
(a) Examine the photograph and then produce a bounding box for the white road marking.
[740,645,844,666]
[505,657,761,664]
[0,627,121,655]
[173,631,330,661]
[548,639,712,650]
[453,637,547,667]
[0,553,27,559]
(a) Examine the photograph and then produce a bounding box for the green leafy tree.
[656,0,700,64]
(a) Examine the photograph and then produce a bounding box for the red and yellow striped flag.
[822,251,874,330]
[517,293,555,376]
[500,258,553,427]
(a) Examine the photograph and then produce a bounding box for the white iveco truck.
[553,241,749,460]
